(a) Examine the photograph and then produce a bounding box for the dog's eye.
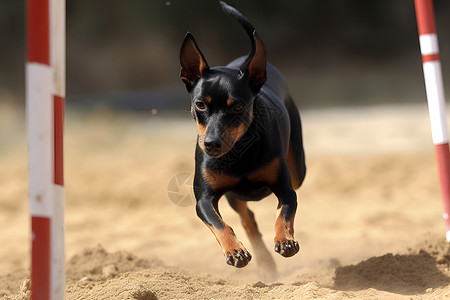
[195,101,206,111]
[233,103,244,112]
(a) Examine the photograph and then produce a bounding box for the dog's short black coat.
[179,2,306,277]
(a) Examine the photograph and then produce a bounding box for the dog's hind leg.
[226,194,278,281]
[285,95,306,190]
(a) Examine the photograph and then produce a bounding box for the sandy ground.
[2,102,450,299]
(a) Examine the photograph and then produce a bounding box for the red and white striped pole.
[414,0,450,241]
[26,0,65,298]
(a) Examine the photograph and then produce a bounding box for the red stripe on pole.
[31,216,50,300]
[436,143,450,229]
[414,0,437,35]
[422,53,440,63]
[27,0,50,64]
[54,95,64,186]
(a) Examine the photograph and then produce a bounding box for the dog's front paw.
[274,240,299,258]
[226,249,252,268]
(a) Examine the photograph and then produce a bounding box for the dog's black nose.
[204,138,222,151]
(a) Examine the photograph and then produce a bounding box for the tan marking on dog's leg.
[231,199,277,279]
[230,200,262,241]
[274,207,295,242]
[274,205,299,258]
[208,224,242,252]
[206,223,252,268]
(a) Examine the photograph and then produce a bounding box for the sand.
[2,103,450,299]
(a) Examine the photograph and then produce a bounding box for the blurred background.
[1,0,450,110]
[3,0,450,289]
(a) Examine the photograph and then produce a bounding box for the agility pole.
[26,0,65,298]
[414,0,450,241]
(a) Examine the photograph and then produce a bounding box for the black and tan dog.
[179,2,306,276]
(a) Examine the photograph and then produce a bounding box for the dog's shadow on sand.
[333,250,450,295]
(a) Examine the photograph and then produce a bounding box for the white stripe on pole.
[26,63,53,218]
[50,0,65,97]
[419,33,439,55]
[423,60,449,144]
[51,184,65,298]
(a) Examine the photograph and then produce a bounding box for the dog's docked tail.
[220,1,267,93]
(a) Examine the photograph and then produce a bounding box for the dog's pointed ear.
[180,33,209,90]
[240,31,267,94]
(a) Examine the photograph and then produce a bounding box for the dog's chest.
[203,156,280,194]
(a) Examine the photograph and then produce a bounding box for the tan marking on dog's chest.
[203,168,241,191]
[247,157,281,185]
